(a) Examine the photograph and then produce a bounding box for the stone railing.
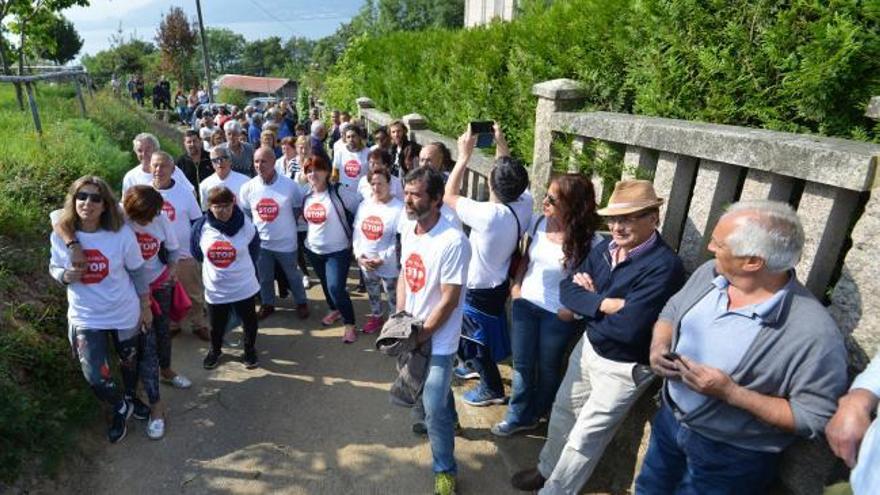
[354,82,880,494]
[355,97,494,202]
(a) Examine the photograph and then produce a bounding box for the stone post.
[356,97,376,134]
[531,79,586,209]
[401,113,428,143]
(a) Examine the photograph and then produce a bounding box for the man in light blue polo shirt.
[827,352,880,494]
[637,199,848,494]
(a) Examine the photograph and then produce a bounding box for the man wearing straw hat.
[512,179,686,494]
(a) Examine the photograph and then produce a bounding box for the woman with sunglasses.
[199,147,250,211]
[49,176,151,444]
[492,173,602,437]
[301,155,361,343]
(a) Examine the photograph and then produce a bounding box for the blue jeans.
[305,248,355,325]
[258,248,307,306]
[635,404,781,495]
[505,298,578,426]
[70,325,139,409]
[424,353,459,474]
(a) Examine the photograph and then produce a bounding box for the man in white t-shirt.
[151,151,210,340]
[238,146,309,320]
[397,167,471,495]
[199,147,250,210]
[122,133,192,196]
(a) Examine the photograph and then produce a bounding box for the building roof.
[217,74,291,94]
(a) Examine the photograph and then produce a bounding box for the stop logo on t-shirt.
[162,201,176,222]
[136,232,160,260]
[82,249,109,284]
[256,197,280,222]
[344,159,361,178]
[404,253,426,293]
[207,240,237,268]
[361,215,384,241]
[305,203,327,224]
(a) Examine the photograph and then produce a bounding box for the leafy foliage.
[36,15,82,65]
[322,0,880,169]
[155,6,198,89]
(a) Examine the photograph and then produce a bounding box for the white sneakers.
[162,374,192,389]
[147,416,165,440]
[302,275,311,289]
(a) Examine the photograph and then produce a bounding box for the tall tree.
[37,15,82,65]
[155,6,198,88]
[239,36,286,76]
[197,27,245,75]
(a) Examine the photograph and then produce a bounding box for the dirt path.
[30,279,545,494]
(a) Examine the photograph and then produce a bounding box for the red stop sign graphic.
[207,240,237,268]
[344,159,362,178]
[162,201,177,222]
[82,249,109,284]
[256,197,280,222]
[305,202,327,224]
[361,215,384,241]
[136,232,160,260]
[404,253,426,293]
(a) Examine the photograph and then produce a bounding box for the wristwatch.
[66,239,80,249]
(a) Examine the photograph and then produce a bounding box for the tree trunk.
[0,35,24,110]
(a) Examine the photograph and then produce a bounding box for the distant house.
[465,0,516,27]
[217,74,297,100]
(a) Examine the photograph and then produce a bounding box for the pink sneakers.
[342,325,358,344]
[321,310,342,326]
[362,315,384,334]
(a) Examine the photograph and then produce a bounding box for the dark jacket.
[190,206,260,272]
[559,234,686,365]
[376,311,431,408]
[176,151,213,198]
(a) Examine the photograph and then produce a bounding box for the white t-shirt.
[127,215,179,284]
[238,173,302,252]
[303,187,357,254]
[333,146,370,191]
[198,171,250,210]
[157,180,202,260]
[357,174,404,201]
[122,164,193,195]
[353,196,404,278]
[199,214,260,305]
[400,215,471,355]
[397,203,461,235]
[50,226,144,330]
[456,191,534,289]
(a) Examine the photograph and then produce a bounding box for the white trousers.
[537,335,655,495]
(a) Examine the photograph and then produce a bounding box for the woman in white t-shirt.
[444,124,532,409]
[352,164,403,334]
[122,185,186,440]
[494,173,602,437]
[49,176,151,444]
[357,149,404,201]
[332,124,370,192]
[302,155,361,343]
[191,186,261,370]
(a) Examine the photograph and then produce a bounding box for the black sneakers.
[108,400,133,444]
[203,350,222,369]
[242,349,259,369]
[130,397,150,420]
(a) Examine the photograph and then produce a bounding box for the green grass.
[0,82,176,484]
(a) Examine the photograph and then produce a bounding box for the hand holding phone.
[469,120,494,148]
[663,352,690,370]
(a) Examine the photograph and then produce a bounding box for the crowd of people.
[49,107,878,494]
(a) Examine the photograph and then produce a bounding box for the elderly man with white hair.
[221,120,255,178]
[309,119,331,163]
[636,199,848,494]
[122,133,192,195]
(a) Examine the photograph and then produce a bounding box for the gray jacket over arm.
[661,260,848,452]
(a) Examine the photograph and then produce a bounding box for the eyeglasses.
[543,193,558,206]
[75,191,103,203]
[210,156,227,164]
[605,211,652,225]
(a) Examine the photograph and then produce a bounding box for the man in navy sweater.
[512,180,686,494]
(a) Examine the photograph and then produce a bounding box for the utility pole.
[195,0,213,103]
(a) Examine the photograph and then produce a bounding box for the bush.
[217,87,247,108]
[323,0,880,167]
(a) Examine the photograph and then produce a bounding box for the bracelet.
[66,239,80,249]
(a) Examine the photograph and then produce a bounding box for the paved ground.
[28,274,548,495]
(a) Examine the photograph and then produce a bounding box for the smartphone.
[469,120,494,148]
[663,352,690,370]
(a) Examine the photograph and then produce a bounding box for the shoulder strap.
[503,203,521,240]
[329,184,353,240]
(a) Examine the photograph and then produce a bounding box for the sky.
[64,0,365,59]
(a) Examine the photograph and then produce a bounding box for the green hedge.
[0,84,163,484]
[323,0,880,163]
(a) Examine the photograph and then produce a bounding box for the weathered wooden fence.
[356,80,880,494]
[0,67,93,133]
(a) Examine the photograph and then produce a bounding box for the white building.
[464,0,517,27]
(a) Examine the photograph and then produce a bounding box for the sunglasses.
[211,156,227,164]
[543,193,558,206]
[606,210,653,225]
[75,191,103,203]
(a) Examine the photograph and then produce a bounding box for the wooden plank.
[24,82,42,134]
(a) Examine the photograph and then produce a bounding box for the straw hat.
[596,180,664,216]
